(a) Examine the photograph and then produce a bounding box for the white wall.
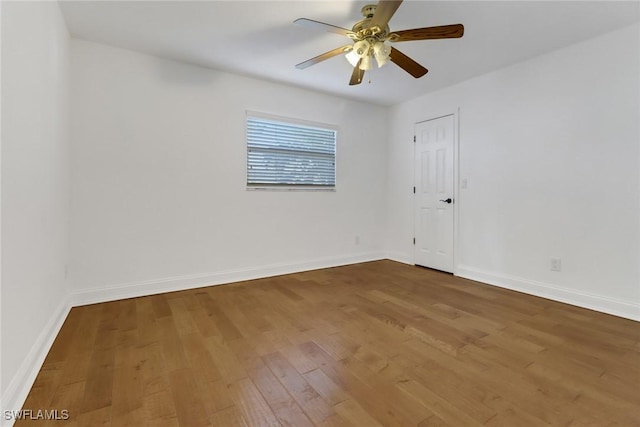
[69,39,388,302]
[1,0,70,415]
[386,24,640,320]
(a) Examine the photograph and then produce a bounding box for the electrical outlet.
[550,258,561,272]
[461,178,468,189]
[355,236,360,245]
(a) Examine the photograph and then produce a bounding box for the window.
[246,112,336,189]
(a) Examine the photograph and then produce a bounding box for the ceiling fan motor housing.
[350,4,392,41]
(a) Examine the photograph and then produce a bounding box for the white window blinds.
[247,114,336,188]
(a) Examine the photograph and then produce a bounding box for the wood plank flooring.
[16,260,640,426]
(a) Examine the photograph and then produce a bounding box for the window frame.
[245,111,338,191]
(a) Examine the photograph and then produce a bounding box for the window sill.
[246,186,336,192]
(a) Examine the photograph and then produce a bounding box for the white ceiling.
[59,1,640,106]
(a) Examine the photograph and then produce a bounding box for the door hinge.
[413,135,416,143]
[413,186,416,194]
[413,237,416,245]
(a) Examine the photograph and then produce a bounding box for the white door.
[414,115,455,272]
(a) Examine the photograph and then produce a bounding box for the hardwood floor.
[17,260,640,426]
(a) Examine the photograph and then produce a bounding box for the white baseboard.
[456,265,640,322]
[69,252,386,307]
[385,251,413,265]
[1,297,71,427]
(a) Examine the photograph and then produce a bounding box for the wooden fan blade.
[369,0,403,31]
[349,59,365,86]
[389,47,428,78]
[296,45,352,69]
[390,24,464,42]
[294,18,353,37]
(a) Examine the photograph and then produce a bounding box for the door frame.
[413,108,461,275]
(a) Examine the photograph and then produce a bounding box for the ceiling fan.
[294,0,464,86]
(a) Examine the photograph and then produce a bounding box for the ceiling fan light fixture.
[373,41,391,67]
[353,39,371,57]
[359,54,373,71]
[347,39,372,68]
[345,49,360,67]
